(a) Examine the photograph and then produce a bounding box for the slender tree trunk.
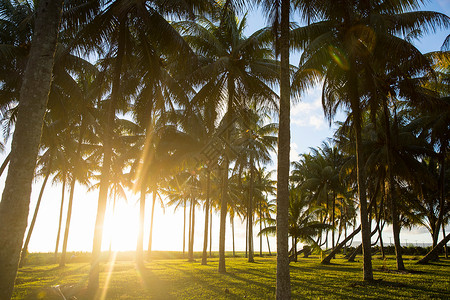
[209,205,212,257]
[59,120,85,268]
[19,160,53,267]
[147,191,157,260]
[245,216,248,258]
[382,100,405,270]
[0,152,10,178]
[348,228,378,262]
[60,177,76,267]
[332,193,336,249]
[442,224,448,259]
[228,217,233,257]
[276,0,291,298]
[54,178,66,261]
[188,198,195,261]
[188,199,192,258]
[260,199,263,257]
[136,187,146,268]
[88,19,126,293]
[219,74,234,273]
[349,58,373,281]
[0,0,63,297]
[265,219,272,256]
[202,171,210,265]
[433,142,447,252]
[322,226,361,264]
[418,233,450,264]
[248,160,254,262]
[183,199,186,258]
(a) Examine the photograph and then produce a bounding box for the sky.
[0,1,449,254]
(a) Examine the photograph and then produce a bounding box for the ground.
[12,253,450,299]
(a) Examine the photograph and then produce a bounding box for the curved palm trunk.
[0,152,10,178]
[19,159,53,267]
[383,100,405,270]
[0,0,63,297]
[147,191,157,260]
[348,59,373,281]
[265,219,272,256]
[418,233,450,264]
[136,187,146,268]
[322,226,361,264]
[276,1,291,298]
[88,19,126,293]
[60,177,76,267]
[54,177,66,261]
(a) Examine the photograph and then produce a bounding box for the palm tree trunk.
[245,215,248,258]
[147,191,157,259]
[136,186,146,268]
[19,159,53,267]
[232,216,235,257]
[0,0,63,297]
[183,199,186,258]
[442,224,448,259]
[60,177,76,267]
[433,142,447,251]
[383,100,405,270]
[260,199,263,257]
[209,205,212,257]
[54,177,66,261]
[348,58,373,281]
[219,73,235,273]
[332,192,336,249]
[88,19,126,294]
[418,233,450,264]
[202,170,211,265]
[276,0,291,298]
[248,160,254,262]
[322,226,361,264]
[0,152,10,178]
[265,219,272,256]
[188,198,195,261]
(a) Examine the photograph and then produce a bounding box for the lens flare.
[328,46,349,70]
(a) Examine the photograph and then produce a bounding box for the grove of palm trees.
[0,0,449,299]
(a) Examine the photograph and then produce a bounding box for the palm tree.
[0,0,64,297]
[234,107,277,262]
[292,0,449,281]
[176,5,278,272]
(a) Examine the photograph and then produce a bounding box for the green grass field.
[12,254,450,299]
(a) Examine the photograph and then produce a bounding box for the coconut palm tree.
[0,0,64,296]
[176,5,278,272]
[292,0,449,281]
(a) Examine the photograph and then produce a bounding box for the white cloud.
[291,87,326,130]
[290,142,300,162]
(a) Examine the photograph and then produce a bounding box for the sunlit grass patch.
[12,254,450,299]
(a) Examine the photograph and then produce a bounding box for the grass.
[12,253,450,299]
